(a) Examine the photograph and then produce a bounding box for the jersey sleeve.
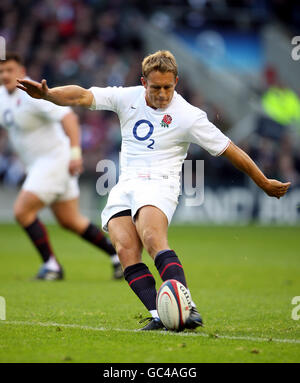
[34,98,72,122]
[187,111,230,156]
[88,86,123,113]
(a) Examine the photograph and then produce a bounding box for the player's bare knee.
[13,203,28,225]
[142,228,159,255]
[116,244,141,266]
[116,245,130,260]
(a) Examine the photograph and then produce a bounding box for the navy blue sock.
[124,263,157,311]
[154,250,187,287]
[24,218,55,263]
[81,223,116,256]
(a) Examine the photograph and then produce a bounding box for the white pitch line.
[2,320,300,345]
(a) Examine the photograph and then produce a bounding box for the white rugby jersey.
[0,82,71,170]
[89,85,230,179]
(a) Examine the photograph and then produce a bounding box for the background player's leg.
[51,198,89,233]
[108,216,161,327]
[14,190,62,277]
[51,198,123,279]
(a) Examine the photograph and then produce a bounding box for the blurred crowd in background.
[1,0,300,190]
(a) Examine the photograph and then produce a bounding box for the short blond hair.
[142,50,178,79]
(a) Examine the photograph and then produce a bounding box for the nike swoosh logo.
[131,106,136,109]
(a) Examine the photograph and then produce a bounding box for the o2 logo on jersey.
[133,119,155,149]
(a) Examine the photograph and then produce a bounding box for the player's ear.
[141,77,147,88]
[175,76,179,86]
[20,65,26,78]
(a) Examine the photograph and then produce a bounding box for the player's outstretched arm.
[222,141,291,199]
[16,79,93,108]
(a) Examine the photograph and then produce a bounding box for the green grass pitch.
[0,223,299,363]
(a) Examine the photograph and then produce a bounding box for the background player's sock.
[81,223,118,262]
[111,254,120,265]
[24,218,57,265]
[124,263,158,316]
[155,250,187,287]
[44,256,60,272]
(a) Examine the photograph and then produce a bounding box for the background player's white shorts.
[22,155,80,205]
[101,175,180,232]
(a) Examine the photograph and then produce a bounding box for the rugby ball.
[156,279,192,331]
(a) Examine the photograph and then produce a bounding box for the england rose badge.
[161,114,172,128]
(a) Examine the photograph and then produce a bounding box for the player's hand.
[263,179,291,199]
[16,78,49,99]
[69,158,83,176]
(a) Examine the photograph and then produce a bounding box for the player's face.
[0,60,25,93]
[142,71,178,109]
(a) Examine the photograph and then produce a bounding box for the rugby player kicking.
[0,53,123,281]
[17,51,290,329]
